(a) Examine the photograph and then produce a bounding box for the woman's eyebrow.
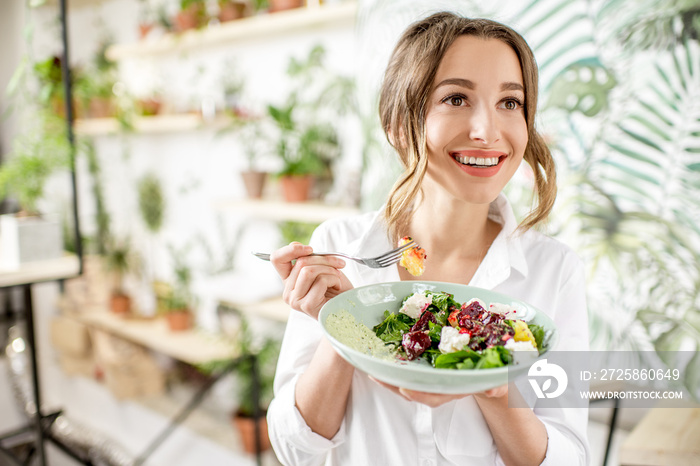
[434,78,524,93]
[434,78,475,90]
[501,82,524,92]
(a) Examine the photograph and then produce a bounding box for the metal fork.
[252,239,417,269]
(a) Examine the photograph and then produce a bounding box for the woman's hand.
[270,242,354,320]
[370,376,508,407]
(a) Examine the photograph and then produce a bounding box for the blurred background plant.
[266,44,357,200]
[510,0,700,398]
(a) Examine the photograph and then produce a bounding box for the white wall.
[0,1,28,162]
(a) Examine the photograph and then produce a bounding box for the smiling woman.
[265,11,589,466]
[423,35,528,207]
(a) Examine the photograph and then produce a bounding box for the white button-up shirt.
[267,195,590,465]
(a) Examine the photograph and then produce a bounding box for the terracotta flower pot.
[269,0,304,13]
[110,292,131,315]
[232,411,271,454]
[279,174,313,202]
[174,4,206,32]
[241,171,267,199]
[88,97,114,118]
[138,22,154,39]
[165,310,192,331]
[138,98,162,116]
[218,1,247,22]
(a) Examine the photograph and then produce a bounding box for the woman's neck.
[400,188,501,283]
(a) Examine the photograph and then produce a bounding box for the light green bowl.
[319,281,558,394]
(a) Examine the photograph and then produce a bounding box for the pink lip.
[450,150,507,158]
[449,150,508,178]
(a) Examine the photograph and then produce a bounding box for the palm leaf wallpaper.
[358,0,700,398]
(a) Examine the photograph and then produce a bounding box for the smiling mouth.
[452,154,505,167]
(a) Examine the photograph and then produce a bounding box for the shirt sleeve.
[266,314,347,465]
[538,254,590,466]
[266,222,346,466]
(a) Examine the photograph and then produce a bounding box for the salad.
[372,290,547,369]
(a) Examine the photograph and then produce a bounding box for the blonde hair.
[379,12,556,241]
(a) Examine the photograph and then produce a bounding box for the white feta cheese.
[399,292,433,319]
[438,326,471,354]
[505,339,538,352]
[505,338,539,365]
[488,302,514,317]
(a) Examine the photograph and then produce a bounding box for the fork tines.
[376,239,417,267]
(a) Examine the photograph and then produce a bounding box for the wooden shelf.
[72,311,236,365]
[74,113,230,136]
[620,399,700,465]
[39,0,110,9]
[106,2,358,61]
[221,296,290,323]
[214,198,360,223]
[0,255,80,288]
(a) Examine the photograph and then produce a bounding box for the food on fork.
[398,236,427,276]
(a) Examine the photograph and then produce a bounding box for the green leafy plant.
[73,40,118,118]
[510,0,700,399]
[278,220,318,246]
[104,237,138,295]
[267,45,355,182]
[201,313,281,418]
[161,244,194,313]
[232,318,280,417]
[0,112,71,215]
[137,173,166,234]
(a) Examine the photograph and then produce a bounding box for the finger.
[270,242,313,280]
[482,384,509,398]
[289,267,341,317]
[283,258,345,304]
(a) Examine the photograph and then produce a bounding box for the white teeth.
[454,155,500,167]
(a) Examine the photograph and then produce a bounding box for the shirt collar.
[475,193,529,287]
[349,193,529,287]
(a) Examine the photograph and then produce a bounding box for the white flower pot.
[0,214,64,270]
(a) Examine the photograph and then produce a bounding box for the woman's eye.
[502,99,522,110]
[444,95,465,106]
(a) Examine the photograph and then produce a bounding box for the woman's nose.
[468,106,500,145]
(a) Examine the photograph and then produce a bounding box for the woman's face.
[424,35,528,206]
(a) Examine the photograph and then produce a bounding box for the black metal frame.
[0,0,84,464]
[590,396,621,466]
[1,3,266,464]
[133,355,264,466]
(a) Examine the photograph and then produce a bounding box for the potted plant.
[218,0,249,22]
[223,115,273,199]
[218,65,276,199]
[161,245,195,331]
[231,319,279,454]
[173,0,208,32]
[0,111,71,269]
[32,55,84,119]
[104,238,138,316]
[268,0,303,13]
[73,41,118,119]
[269,104,338,202]
[204,311,280,454]
[266,45,353,202]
